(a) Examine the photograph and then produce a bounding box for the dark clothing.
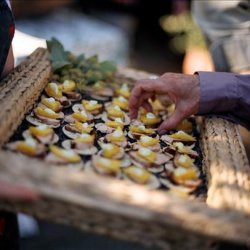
[0,0,15,77]
[0,211,19,250]
[198,71,250,130]
[0,2,18,250]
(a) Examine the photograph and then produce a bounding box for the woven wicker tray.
[0,48,250,250]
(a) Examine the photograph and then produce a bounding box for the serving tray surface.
[0,48,249,249]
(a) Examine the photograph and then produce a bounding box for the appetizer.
[23,124,58,144]
[102,105,130,125]
[115,83,130,99]
[95,118,124,134]
[128,124,155,140]
[27,107,64,128]
[171,167,201,189]
[46,145,82,166]
[149,98,165,115]
[62,133,97,155]
[81,99,103,115]
[169,131,196,142]
[39,97,62,112]
[175,119,193,133]
[63,121,93,139]
[6,137,46,157]
[140,112,161,128]
[123,166,160,189]
[133,135,160,152]
[45,82,71,107]
[87,81,114,101]
[89,155,121,176]
[60,80,81,101]
[64,110,93,123]
[129,147,172,173]
[99,143,130,167]
[112,96,129,111]
[104,127,127,147]
[161,131,196,145]
[174,154,195,168]
[173,143,198,158]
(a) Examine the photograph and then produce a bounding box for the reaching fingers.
[130,92,152,118]
[141,100,153,112]
[129,81,155,118]
[157,107,184,134]
[129,79,166,118]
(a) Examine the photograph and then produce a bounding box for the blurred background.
[12,0,212,75]
[10,0,249,249]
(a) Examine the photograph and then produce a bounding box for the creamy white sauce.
[37,124,48,131]
[146,112,156,119]
[174,142,184,149]
[138,147,151,156]
[112,129,123,138]
[101,143,114,150]
[178,155,187,163]
[118,96,127,103]
[63,80,71,87]
[114,105,121,111]
[25,137,37,147]
[80,111,87,117]
[176,131,185,135]
[121,83,129,92]
[82,123,89,128]
[62,149,76,157]
[114,118,123,123]
[49,82,59,94]
[140,135,152,143]
[79,133,91,139]
[47,97,55,103]
[44,108,55,114]
[174,167,188,175]
[132,167,145,176]
[138,125,146,131]
[89,100,98,106]
[99,157,111,166]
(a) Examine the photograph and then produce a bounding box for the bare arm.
[1,45,14,78]
[0,180,38,201]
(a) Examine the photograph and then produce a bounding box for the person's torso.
[0,0,15,77]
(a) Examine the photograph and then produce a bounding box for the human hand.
[129,73,200,134]
[0,180,38,201]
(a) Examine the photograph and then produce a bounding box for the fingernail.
[158,129,166,135]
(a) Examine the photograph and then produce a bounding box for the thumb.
[158,109,184,134]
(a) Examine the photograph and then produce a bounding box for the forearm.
[197,71,250,129]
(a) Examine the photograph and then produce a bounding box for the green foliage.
[46,37,117,88]
[46,38,71,71]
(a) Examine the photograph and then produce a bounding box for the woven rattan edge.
[1,150,250,248]
[0,48,250,247]
[0,48,52,147]
[200,117,250,213]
